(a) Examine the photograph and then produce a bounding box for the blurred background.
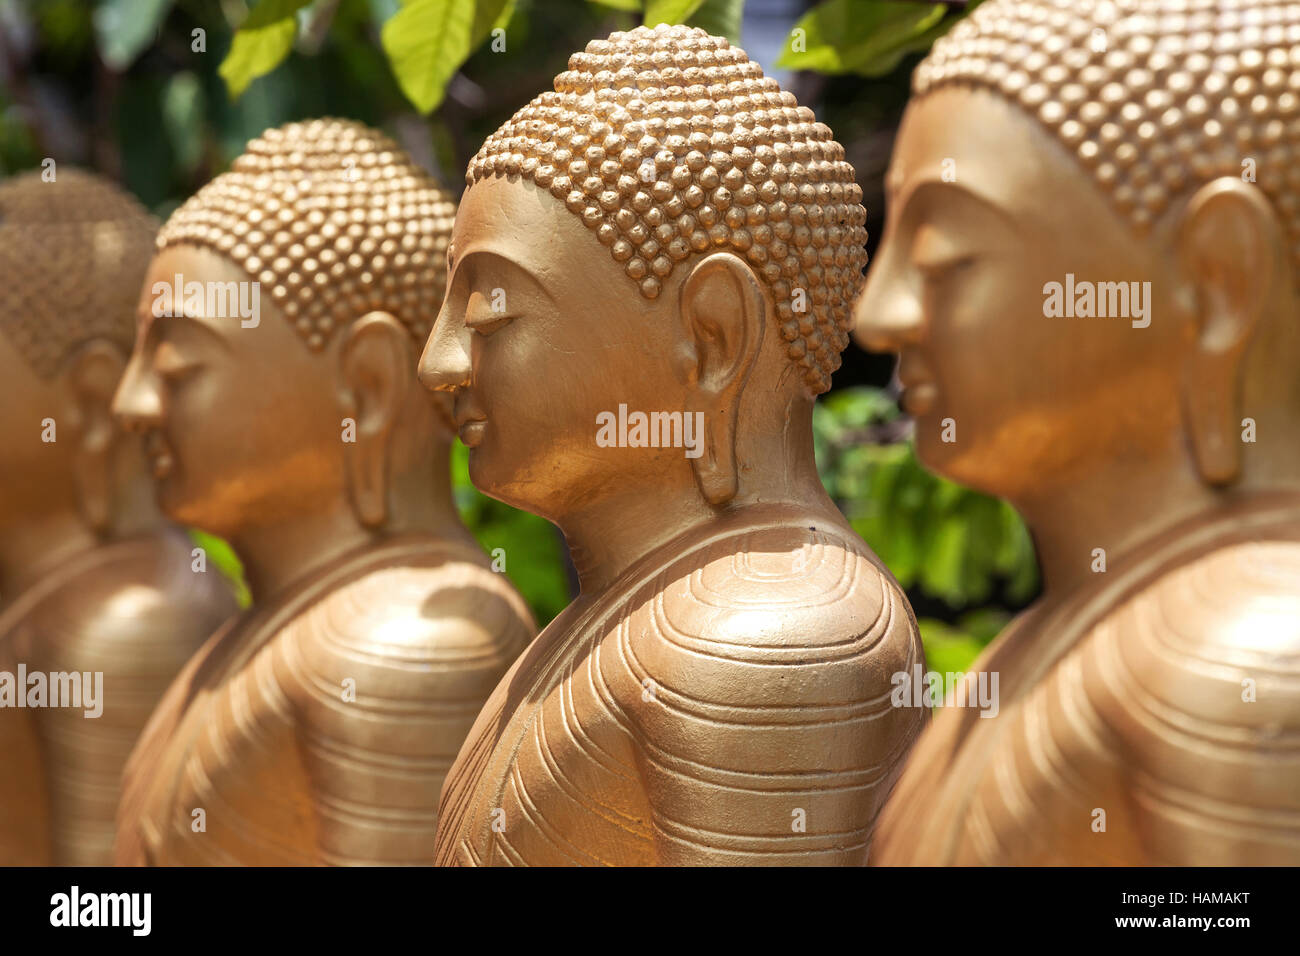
[0,0,1035,675]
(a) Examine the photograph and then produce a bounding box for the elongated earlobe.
[678,253,767,506]
[1175,178,1280,486]
[338,313,411,528]
[1182,356,1242,486]
[66,340,127,534]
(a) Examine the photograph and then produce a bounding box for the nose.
[111,350,163,433]
[418,299,472,394]
[851,248,925,355]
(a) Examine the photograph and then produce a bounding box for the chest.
[436,615,653,866]
[125,634,314,864]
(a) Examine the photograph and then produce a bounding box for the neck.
[225,504,380,603]
[560,477,716,595]
[0,442,166,606]
[559,410,839,596]
[1011,442,1300,599]
[226,490,468,605]
[0,509,100,606]
[209,430,471,603]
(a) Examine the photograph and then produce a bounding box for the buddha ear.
[676,252,767,506]
[1175,177,1281,486]
[63,339,127,534]
[337,312,411,528]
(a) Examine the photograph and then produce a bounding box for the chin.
[157,496,204,530]
[918,438,1007,498]
[467,449,522,506]
[156,482,217,532]
[476,479,548,519]
[476,460,567,525]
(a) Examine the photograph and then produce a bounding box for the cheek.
[923,270,1067,463]
[926,270,1011,408]
[0,405,27,460]
[172,361,332,466]
[161,377,217,465]
[963,265,1065,370]
[478,318,597,433]
[472,321,641,503]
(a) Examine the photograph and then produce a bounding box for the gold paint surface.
[857,0,1300,865]
[424,25,925,867]
[0,169,156,377]
[160,119,455,352]
[110,121,535,865]
[470,24,868,393]
[0,171,237,865]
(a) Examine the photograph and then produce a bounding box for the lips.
[457,419,487,447]
[452,392,488,448]
[143,432,175,479]
[896,350,938,416]
[900,382,938,416]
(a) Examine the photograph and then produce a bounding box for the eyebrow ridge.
[894,177,1019,232]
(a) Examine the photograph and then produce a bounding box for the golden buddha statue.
[110,119,535,865]
[856,0,1300,865]
[420,24,925,866]
[0,168,237,865]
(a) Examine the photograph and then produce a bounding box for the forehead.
[137,246,251,308]
[133,244,297,351]
[136,246,252,320]
[451,176,593,274]
[888,88,1078,218]
[0,323,38,383]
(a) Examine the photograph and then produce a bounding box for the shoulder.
[269,552,535,721]
[282,552,534,665]
[613,521,922,710]
[1044,540,1300,850]
[23,531,235,664]
[1080,538,1300,722]
[595,520,925,853]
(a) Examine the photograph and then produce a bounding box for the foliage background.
[0,0,1034,669]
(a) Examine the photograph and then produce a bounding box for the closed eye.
[916,253,976,280]
[152,341,199,379]
[912,224,977,279]
[464,289,518,336]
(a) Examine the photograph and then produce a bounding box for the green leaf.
[955,607,1011,645]
[162,71,204,175]
[94,0,174,70]
[686,0,742,44]
[471,0,514,47]
[380,0,477,114]
[778,0,947,77]
[644,0,705,26]
[218,0,313,100]
[590,0,643,11]
[190,531,251,608]
[814,385,1040,612]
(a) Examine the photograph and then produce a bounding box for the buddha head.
[113,119,458,544]
[419,24,868,529]
[854,0,1300,504]
[0,169,157,539]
